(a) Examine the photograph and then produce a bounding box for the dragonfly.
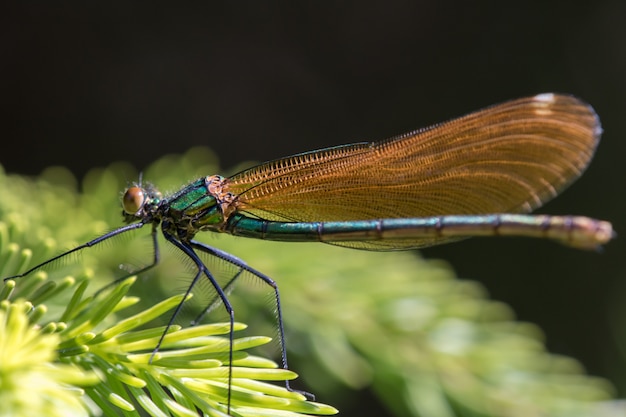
[4,93,614,411]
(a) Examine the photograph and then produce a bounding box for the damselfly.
[4,93,614,411]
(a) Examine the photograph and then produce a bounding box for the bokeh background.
[2,0,625,407]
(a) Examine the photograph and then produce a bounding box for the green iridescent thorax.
[164,176,236,238]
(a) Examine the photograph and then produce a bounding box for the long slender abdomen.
[225,213,613,251]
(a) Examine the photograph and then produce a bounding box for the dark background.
[2,0,625,400]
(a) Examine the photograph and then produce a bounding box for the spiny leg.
[158,230,236,412]
[189,261,243,326]
[92,223,161,298]
[3,222,147,282]
[190,240,314,400]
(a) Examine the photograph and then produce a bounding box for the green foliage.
[0,148,622,416]
[0,271,335,417]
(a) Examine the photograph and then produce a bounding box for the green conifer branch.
[0,271,336,416]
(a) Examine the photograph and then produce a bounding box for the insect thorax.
[164,175,237,236]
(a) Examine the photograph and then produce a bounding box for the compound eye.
[122,187,146,214]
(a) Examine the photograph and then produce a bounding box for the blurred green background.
[1,2,625,415]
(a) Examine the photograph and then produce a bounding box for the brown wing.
[226,94,601,227]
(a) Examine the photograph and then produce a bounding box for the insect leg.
[92,223,161,298]
[189,240,314,400]
[3,222,147,281]
[157,230,235,411]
